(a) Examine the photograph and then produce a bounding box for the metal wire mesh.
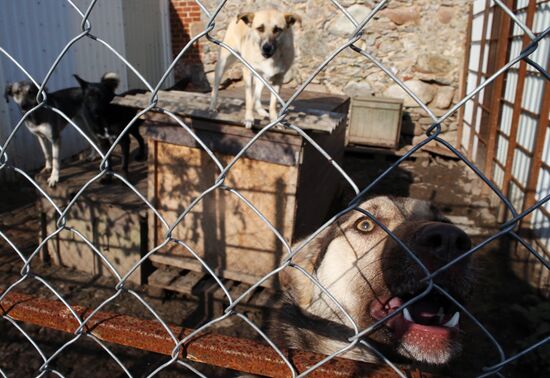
[0,0,548,377]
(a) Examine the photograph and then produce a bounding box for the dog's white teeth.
[403,307,413,322]
[443,312,460,328]
[437,307,445,323]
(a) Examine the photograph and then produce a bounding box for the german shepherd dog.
[4,82,83,187]
[74,73,146,176]
[279,196,473,366]
[209,9,301,129]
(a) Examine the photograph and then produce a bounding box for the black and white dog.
[4,82,83,187]
[74,73,146,176]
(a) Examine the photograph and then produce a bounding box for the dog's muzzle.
[261,42,276,58]
[371,222,473,364]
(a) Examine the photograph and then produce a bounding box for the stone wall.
[174,0,470,147]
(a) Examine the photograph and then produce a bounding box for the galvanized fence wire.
[0,0,548,377]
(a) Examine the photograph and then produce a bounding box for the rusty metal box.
[347,96,403,148]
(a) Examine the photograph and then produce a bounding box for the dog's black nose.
[417,223,471,259]
[261,43,275,57]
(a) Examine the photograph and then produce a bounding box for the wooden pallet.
[147,266,281,311]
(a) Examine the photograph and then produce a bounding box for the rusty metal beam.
[0,290,434,378]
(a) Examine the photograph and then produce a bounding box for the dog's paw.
[40,165,51,174]
[255,107,269,118]
[244,119,254,129]
[47,171,59,187]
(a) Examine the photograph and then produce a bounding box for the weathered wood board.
[112,88,344,133]
[148,141,298,286]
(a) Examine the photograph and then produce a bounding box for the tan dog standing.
[209,9,301,128]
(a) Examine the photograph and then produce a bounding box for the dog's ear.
[237,12,255,26]
[73,74,88,90]
[101,72,120,93]
[280,226,336,308]
[284,13,301,27]
[4,83,12,103]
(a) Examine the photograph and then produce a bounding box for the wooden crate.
[37,159,148,284]
[117,89,349,287]
[348,96,403,148]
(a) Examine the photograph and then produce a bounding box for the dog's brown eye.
[256,25,265,33]
[355,218,375,233]
[273,26,282,34]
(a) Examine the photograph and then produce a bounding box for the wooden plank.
[484,0,514,191]
[148,254,279,288]
[144,120,302,166]
[501,0,538,202]
[148,268,180,287]
[148,268,207,296]
[143,112,303,146]
[113,90,345,133]
[171,270,206,295]
[213,280,235,301]
[35,158,148,209]
[230,281,253,305]
[220,87,350,113]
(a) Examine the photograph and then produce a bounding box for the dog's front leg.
[120,134,130,177]
[87,148,98,162]
[269,83,281,127]
[37,135,52,173]
[47,137,60,187]
[244,70,254,129]
[210,48,236,112]
[253,79,269,119]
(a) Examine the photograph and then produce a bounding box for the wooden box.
[117,89,349,287]
[348,96,403,148]
[37,160,148,284]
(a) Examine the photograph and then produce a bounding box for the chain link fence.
[0,0,549,377]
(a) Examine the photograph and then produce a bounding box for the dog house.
[115,88,349,287]
[37,160,149,285]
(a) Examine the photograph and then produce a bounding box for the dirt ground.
[0,149,549,377]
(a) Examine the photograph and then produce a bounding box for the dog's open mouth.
[370,291,461,355]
